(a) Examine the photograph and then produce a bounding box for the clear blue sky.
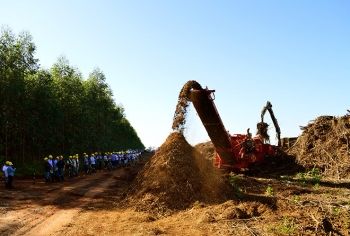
[1,1,350,147]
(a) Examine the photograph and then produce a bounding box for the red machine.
[190,87,280,170]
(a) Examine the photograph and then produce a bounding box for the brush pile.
[289,115,350,179]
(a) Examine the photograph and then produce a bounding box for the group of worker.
[1,161,16,189]
[43,150,143,183]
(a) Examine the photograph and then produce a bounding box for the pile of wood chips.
[125,132,233,216]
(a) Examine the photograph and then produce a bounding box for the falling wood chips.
[172,80,202,133]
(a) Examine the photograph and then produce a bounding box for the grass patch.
[228,173,244,198]
[296,167,322,186]
[271,217,296,235]
[265,185,275,196]
[292,195,301,204]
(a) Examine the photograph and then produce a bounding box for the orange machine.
[190,87,279,170]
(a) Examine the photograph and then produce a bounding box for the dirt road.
[0,168,132,236]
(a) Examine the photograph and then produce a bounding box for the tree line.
[0,27,144,164]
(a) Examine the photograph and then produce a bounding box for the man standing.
[48,155,54,181]
[90,154,96,173]
[6,162,16,189]
[2,162,8,188]
[75,155,80,176]
[71,155,77,177]
[57,156,65,181]
[43,157,51,182]
[53,156,59,182]
[83,154,90,174]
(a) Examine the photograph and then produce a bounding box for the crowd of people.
[42,150,143,183]
[1,150,144,188]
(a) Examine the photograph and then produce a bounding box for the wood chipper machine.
[190,86,281,170]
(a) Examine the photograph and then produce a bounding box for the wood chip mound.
[125,132,233,216]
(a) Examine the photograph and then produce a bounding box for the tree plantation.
[0,27,144,166]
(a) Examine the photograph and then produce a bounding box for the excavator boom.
[260,101,281,146]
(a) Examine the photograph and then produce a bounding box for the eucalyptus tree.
[0,27,38,161]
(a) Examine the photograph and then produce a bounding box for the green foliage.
[332,207,341,216]
[296,167,322,185]
[292,195,301,204]
[0,27,144,167]
[228,173,243,198]
[273,217,296,235]
[313,183,320,190]
[265,185,275,196]
[309,167,322,183]
[295,172,306,185]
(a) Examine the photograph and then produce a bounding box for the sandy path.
[0,169,124,236]
[24,171,119,236]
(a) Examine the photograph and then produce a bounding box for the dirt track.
[0,167,132,236]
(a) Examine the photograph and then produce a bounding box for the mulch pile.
[125,132,233,216]
[289,115,350,179]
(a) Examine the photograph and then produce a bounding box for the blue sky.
[1,1,350,147]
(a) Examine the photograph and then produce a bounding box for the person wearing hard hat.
[67,156,73,178]
[70,155,77,177]
[111,152,117,169]
[90,154,96,173]
[103,153,108,169]
[83,154,90,174]
[5,162,16,189]
[48,155,54,180]
[53,156,59,182]
[2,161,9,188]
[57,156,65,181]
[75,155,80,176]
[43,157,51,182]
[96,153,101,171]
[48,155,53,165]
